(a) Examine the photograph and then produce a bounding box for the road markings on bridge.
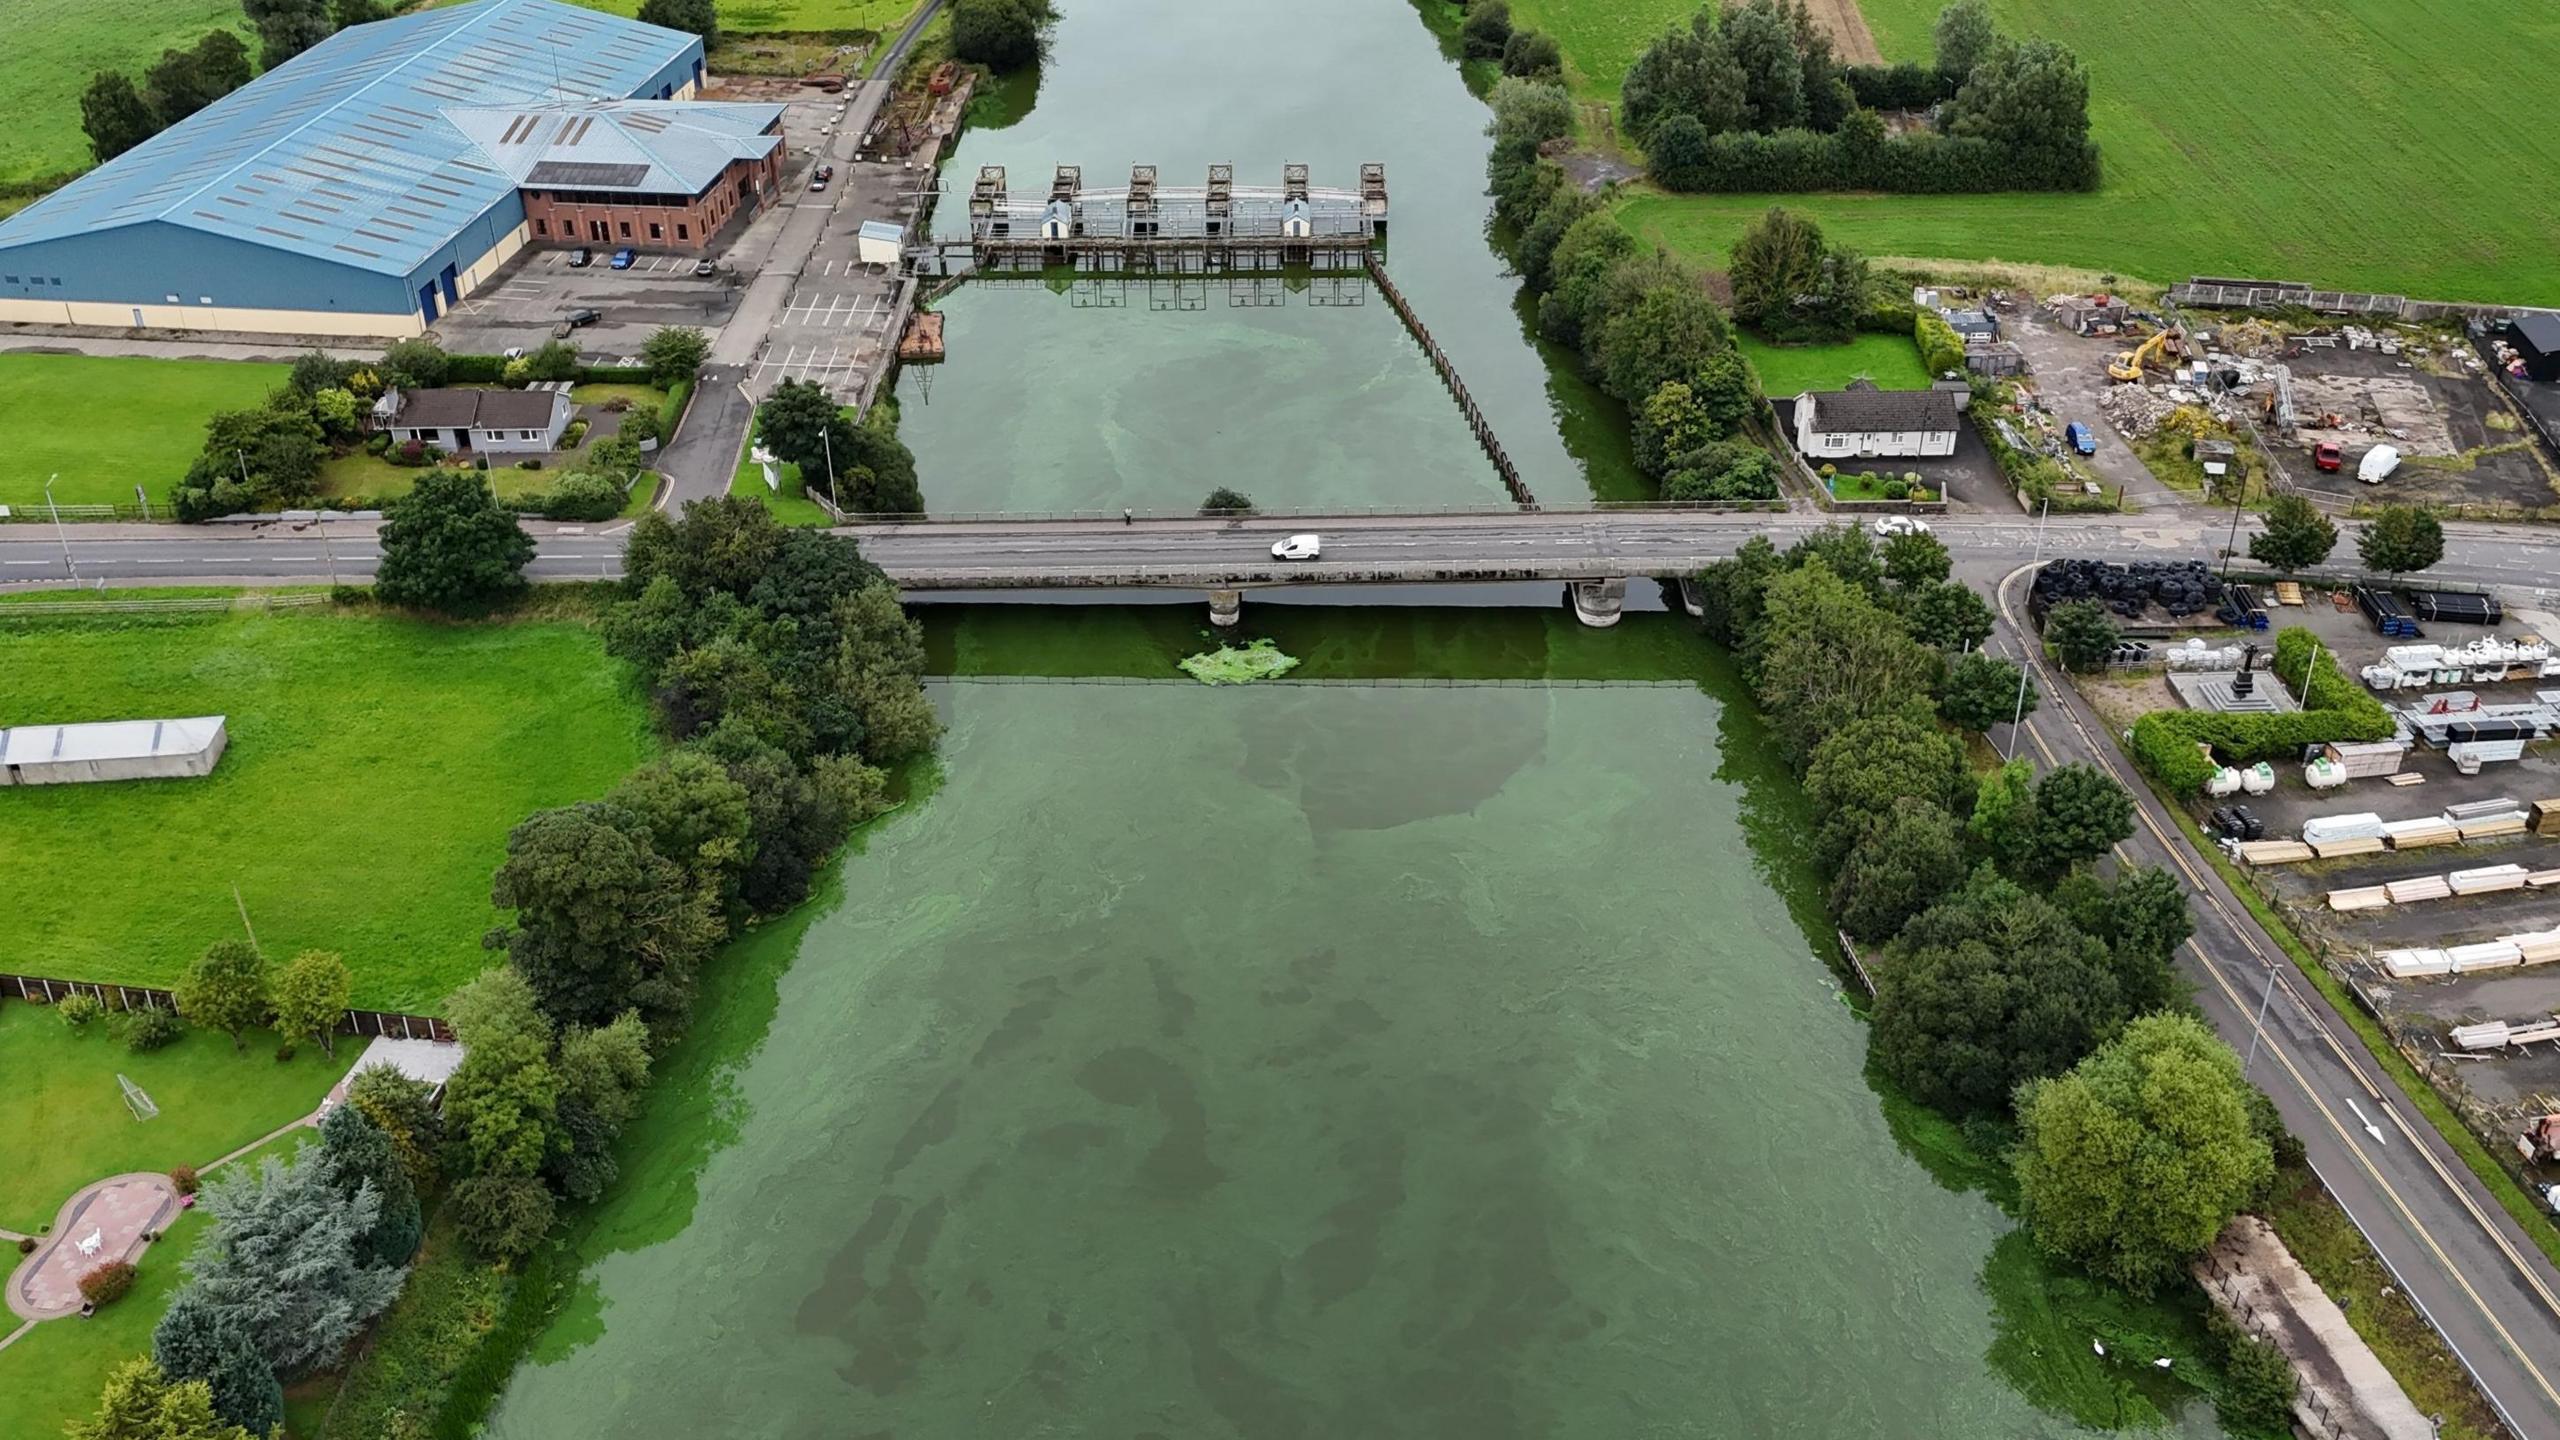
[1994,563,2560,1425]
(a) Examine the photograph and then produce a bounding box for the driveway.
[2006,307,2184,512]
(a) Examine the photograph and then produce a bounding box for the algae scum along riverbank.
[487,635,2229,1437]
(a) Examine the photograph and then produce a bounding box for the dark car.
[2233,806,2266,842]
[566,247,593,268]
[809,164,834,192]
[563,308,600,328]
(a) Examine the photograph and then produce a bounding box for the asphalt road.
[1985,565,2560,1438]
[8,511,2557,598]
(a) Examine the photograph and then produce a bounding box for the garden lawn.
[1736,331,1929,396]
[316,453,560,507]
[3,0,256,189]
[0,1005,340,1232]
[0,355,291,511]
[729,440,833,526]
[0,606,656,1012]
[0,1129,313,1440]
[1576,0,2560,305]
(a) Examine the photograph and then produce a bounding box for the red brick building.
[446,98,788,254]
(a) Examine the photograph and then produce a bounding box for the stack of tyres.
[2031,559,2222,621]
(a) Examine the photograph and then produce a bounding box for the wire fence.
[836,500,1790,523]
[1,971,454,1043]
[932,674,1702,688]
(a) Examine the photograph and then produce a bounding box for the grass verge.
[0,355,291,511]
[1736,331,1929,396]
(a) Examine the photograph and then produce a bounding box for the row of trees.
[79,0,392,165]
[1692,527,2292,1421]
[425,499,934,1260]
[1455,2,1563,82]
[2248,493,2445,576]
[754,378,926,514]
[1627,0,2099,194]
[1486,84,1778,503]
[951,0,1054,71]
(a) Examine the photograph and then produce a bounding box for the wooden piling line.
[1362,250,1535,508]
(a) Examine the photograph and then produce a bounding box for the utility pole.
[313,511,340,586]
[44,473,76,583]
[2001,497,2051,760]
[2243,958,2280,1075]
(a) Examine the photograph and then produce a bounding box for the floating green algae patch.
[488,683,2231,1437]
[1180,637,1302,684]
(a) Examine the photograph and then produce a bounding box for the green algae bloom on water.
[1179,638,1301,685]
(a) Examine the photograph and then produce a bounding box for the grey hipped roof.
[2511,312,2560,357]
[388,387,559,430]
[473,388,562,429]
[444,99,782,195]
[1802,378,1967,434]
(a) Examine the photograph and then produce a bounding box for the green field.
[1736,331,1929,396]
[0,355,291,512]
[1500,0,1693,103]
[0,1129,312,1440]
[561,0,919,30]
[4,0,256,189]
[0,606,656,1012]
[0,1003,347,1233]
[1547,0,2560,304]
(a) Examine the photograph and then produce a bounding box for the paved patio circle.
[6,1173,179,1321]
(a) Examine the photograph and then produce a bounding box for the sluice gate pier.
[934,162,1387,272]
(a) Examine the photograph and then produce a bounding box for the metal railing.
[1,971,454,1043]
[835,500,1791,524]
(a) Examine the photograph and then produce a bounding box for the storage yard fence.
[3,971,454,1043]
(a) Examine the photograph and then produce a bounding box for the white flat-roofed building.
[0,716,228,785]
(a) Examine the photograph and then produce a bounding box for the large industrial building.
[0,0,784,338]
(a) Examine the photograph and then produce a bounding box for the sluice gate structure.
[944,162,1387,273]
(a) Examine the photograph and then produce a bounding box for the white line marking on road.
[2345,1097,2387,1144]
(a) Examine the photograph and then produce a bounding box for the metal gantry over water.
[955,162,1388,272]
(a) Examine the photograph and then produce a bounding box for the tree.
[167,1151,405,1377]
[1458,0,1512,59]
[950,0,1039,69]
[642,325,710,387]
[546,1011,653,1203]
[637,0,717,38]
[1596,277,1731,404]
[175,940,267,1051]
[1944,39,2096,188]
[151,1300,279,1437]
[696,728,869,913]
[490,803,722,1031]
[1932,0,1997,79]
[1663,443,1781,502]
[1904,578,1995,650]
[1199,487,1255,515]
[621,494,788,605]
[2054,866,2191,1016]
[1486,76,1574,151]
[2247,492,2338,572]
[1803,703,1971,865]
[1537,210,1639,348]
[70,1358,262,1440]
[81,72,161,163]
[1622,15,1746,140]
[608,749,755,919]
[1832,797,1968,943]
[346,1063,441,1192]
[838,416,924,515]
[503,341,579,386]
[376,336,450,391]
[439,968,560,1187]
[243,0,335,71]
[1727,206,1838,340]
[1871,874,2125,1115]
[317,1105,420,1268]
[1751,562,1940,769]
[332,0,389,25]
[1722,0,1807,131]
[1880,531,1951,589]
[1501,28,1561,78]
[2042,597,2118,673]
[831,580,940,762]
[2357,505,2444,575]
[448,1174,555,1261]
[1939,650,2032,733]
[2014,1014,2274,1294]
[1786,0,1851,130]
[756,379,856,491]
[373,471,535,613]
[2026,763,2134,881]
[1966,758,2036,873]
[269,950,350,1058]
[143,46,222,126]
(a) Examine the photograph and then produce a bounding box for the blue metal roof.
[0,0,699,278]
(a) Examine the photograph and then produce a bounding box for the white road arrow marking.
[2346,1097,2386,1144]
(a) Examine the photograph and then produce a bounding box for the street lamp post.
[43,473,76,583]
[2001,497,2052,760]
[2243,958,2280,1075]
[313,511,339,587]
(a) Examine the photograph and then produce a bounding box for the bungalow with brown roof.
[1791,379,1969,461]
[378,384,574,454]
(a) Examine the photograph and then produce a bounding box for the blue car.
[2065,421,2097,455]
[610,247,636,270]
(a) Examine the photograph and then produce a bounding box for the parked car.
[2313,440,2344,472]
[1270,533,1321,561]
[2358,444,2401,484]
[809,165,835,192]
[610,248,636,270]
[694,258,718,277]
[1870,515,1932,537]
[2065,422,2097,455]
[566,247,593,268]
[562,308,600,328]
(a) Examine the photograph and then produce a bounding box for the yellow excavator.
[2107,324,2183,383]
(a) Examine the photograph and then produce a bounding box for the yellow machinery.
[2107,325,2182,383]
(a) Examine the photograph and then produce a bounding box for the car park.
[1270,533,1322,561]
[1870,515,1932,537]
[566,247,593,268]
[610,248,636,270]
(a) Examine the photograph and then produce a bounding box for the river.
[893,0,1643,511]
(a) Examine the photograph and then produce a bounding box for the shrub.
[561,418,591,448]
[80,1261,137,1307]
[15,1236,33,1255]
[542,471,628,522]
[516,457,542,470]
[170,1164,199,1195]
[439,352,506,384]
[364,431,393,455]
[1459,0,1511,59]
[58,991,105,1030]
[1916,310,1968,378]
[2128,628,2394,788]
[1199,486,1255,516]
[1882,477,1910,500]
[122,1006,183,1052]
[396,438,427,465]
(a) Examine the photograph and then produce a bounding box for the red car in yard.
[2313,441,2344,472]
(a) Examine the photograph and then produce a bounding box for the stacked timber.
[2329,885,2391,911]
[2379,947,2453,977]
[2239,839,2315,866]
[2385,874,2454,904]
[2452,1020,2512,1049]
[2530,869,2560,887]
[2311,835,2387,859]
[2457,813,2529,841]
[2449,864,2531,896]
[2384,818,2461,849]
[2531,798,2560,836]
[2303,812,2386,844]
[2506,928,2560,965]
[2449,941,2524,972]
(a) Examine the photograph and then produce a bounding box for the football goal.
[118,1074,159,1122]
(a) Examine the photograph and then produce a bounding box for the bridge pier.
[1207,588,1242,628]
[1570,578,1626,629]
